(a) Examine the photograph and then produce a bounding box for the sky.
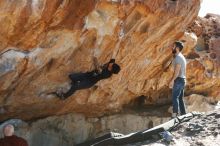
[199,0,220,17]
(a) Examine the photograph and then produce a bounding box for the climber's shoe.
[55,91,67,100]
[46,91,66,100]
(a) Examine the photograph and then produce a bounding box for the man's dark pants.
[62,73,96,98]
[172,77,186,115]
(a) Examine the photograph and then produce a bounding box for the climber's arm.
[93,57,102,73]
[101,59,115,69]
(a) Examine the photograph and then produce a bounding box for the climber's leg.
[68,73,88,82]
[57,80,96,100]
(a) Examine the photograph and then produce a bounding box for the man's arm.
[93,57,102,73]
[169,64,181,88]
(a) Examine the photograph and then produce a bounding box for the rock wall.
[0,113,170,146]
[0,96,218,145]
[1,0,217,122]
[188,13,220,98]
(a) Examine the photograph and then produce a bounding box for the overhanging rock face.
[1,0,217,121]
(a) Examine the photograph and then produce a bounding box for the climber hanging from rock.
[50,58,120,100]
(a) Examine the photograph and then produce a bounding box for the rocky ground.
[130,109,220,146]
[0,98,219,146]
[0,103,219,146]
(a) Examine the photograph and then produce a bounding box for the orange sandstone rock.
[0,0,206,121]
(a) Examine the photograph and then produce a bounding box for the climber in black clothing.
[54,58,120,100]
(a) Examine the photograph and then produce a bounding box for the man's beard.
[172,49,176,54]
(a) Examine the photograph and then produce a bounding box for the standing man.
[169,41,187,118]
[0,124,28,146]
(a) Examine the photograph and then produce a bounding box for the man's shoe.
[171,113,178,119]
[180,112,186,116]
